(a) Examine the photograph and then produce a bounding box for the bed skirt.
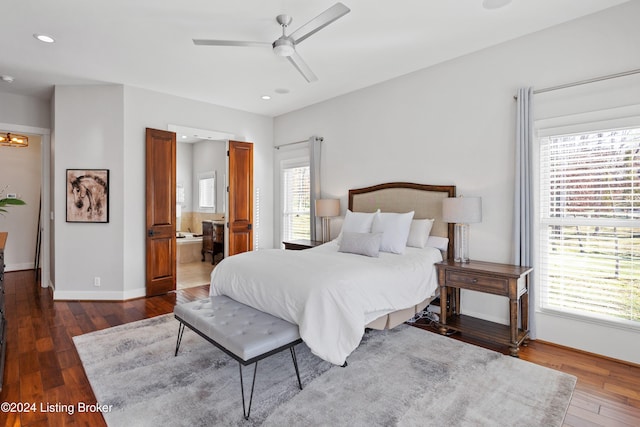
[365,296,433,330]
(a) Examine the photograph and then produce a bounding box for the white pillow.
[406,219,435,248]
[426,236,449,251]
[371,211,415,254]
[338,232,382,257]
[337,209,379,242]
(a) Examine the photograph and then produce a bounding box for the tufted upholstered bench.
[173,296,303,419]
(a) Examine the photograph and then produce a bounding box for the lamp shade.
[316,199,340,217]
[442,197,482,224]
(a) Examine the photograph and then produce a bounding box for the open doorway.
[0,124,50,288]
[171,125,232,290]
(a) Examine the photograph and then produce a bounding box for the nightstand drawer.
[446,270,508,295]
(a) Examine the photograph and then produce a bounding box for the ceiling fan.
[193,2,351,83]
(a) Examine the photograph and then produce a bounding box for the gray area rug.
[73,314,576,426]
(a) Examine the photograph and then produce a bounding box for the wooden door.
[145,128,176,296]
[228,140,253,255]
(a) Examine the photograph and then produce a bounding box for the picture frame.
[66,169,109,223]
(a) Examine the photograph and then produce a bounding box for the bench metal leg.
[175,322,185,357]
[290,347,303,390]
[239,361,259,420]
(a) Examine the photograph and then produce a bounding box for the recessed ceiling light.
[181,135,187,139]
[0,75,14,83]
[261,95,271,100]
[482,0,512,9]
[275,88,290,95]
[33,34,55,43]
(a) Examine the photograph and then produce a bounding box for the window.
[198,172,215,210]
[539,127,639,327]
[282,162,310,241]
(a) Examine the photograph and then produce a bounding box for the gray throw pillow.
[338,232,382,257]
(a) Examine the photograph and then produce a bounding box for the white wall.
[274,2,640,363]
[122,86,273,296]
[192,140,226,214]
[176,142,193,215]
[53,85,125,298]
[51,84,273,300]
[0,92,50,129]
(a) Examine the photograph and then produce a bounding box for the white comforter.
[209,241,441,365]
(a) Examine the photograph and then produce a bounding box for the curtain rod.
[274,136,323,150]
[513,68,640,99]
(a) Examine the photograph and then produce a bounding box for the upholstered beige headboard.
[348,182,456,259]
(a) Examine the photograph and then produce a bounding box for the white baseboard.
[124,288,147,300]
[53,288,147,301]
[5,262,35,272]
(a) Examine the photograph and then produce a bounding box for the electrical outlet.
[94,277,101,287]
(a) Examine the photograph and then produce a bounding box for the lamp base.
[454,223,470,263]
[321,217,331,243]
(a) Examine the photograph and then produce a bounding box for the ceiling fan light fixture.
[273,38,295,57]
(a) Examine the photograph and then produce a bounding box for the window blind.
[539,127,639,326]
[282,165,311,241]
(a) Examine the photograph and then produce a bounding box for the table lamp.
[442,196,482,263]
[316,199,340,243]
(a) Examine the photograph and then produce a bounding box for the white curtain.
[309,136,322,242]
[514,87,535,338]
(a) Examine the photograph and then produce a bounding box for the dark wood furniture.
[202,221,224,264]
[282,239,323,250]
[0,232,7,392]
[435,259,532,357]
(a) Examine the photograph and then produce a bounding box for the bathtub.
[176,232,203,264]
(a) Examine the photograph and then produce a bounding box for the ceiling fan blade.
[193,39,271,48]
[287,52,318,83]
[289,2,350,45]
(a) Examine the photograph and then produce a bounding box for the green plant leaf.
[0,198,26,207]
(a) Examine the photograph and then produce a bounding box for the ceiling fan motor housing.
[276,14,293,27]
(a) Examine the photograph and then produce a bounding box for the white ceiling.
[0,0,629,117]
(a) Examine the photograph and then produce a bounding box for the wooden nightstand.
[282,239,323,250]
[435,260,533,357]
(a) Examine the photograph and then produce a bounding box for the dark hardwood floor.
[1,270,639,426]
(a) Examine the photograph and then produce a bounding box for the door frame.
[0,122,51,288]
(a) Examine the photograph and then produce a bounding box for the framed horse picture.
[66,169,109,223]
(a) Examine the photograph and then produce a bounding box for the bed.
[210,182,456,365]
